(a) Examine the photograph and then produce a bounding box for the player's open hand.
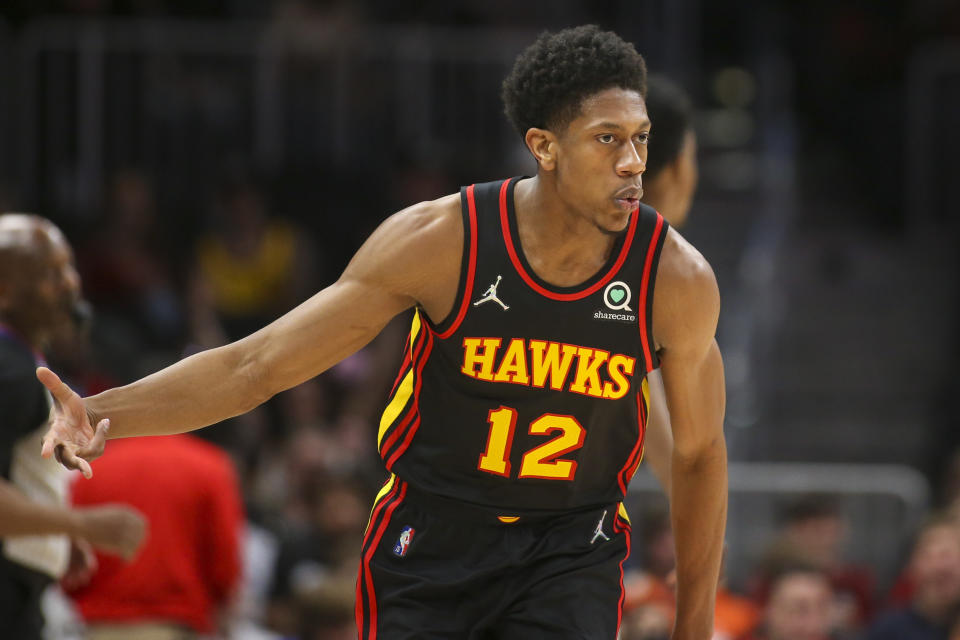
[36,366,108,478]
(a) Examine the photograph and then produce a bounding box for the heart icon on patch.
[602,281,633,312]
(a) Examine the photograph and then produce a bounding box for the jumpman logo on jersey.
[590,510,610,544]
[473,275,509,310]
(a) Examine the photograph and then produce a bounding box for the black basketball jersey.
[376,177,668,515]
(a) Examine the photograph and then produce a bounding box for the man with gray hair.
[0,213,146,639]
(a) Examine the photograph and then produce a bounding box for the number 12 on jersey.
[478,406,586,481]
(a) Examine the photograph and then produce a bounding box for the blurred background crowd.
[0,0,958,639]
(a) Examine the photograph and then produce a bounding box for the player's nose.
[615,144,645,177]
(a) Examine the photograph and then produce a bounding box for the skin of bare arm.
[0,477,84,538]
[640,370,673,496]
[653,227,728,640]
[39,195,463,475]
[0,478,145,559]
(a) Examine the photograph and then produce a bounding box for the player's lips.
[613,184,641,211]
[614,185,642,200]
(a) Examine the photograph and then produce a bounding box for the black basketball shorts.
[355,475,632,639]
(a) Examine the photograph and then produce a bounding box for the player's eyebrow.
[587,120,651,131]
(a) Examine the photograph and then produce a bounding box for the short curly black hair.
[501,25,647,139]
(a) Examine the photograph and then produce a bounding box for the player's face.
[553,88,650,234]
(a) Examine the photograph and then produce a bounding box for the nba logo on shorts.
[393,526,415,557]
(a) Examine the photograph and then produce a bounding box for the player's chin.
[597,209,633,235]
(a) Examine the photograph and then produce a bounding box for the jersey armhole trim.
[431,184,479,339]
[638,212,667,373]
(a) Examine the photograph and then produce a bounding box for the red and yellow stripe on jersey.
[377,310,434,470]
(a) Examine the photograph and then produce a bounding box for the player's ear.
[524,128,558,172]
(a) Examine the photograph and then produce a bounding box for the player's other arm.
[640,370,673,496]
[39,195,463,476]
[653,228,728,640]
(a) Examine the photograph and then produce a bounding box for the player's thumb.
[36,366,61,391]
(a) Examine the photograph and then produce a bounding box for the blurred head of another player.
[641,76,698,228]
[0,213,81,350]
[502,25,649,235]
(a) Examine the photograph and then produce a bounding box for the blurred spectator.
[268,474,369,638]
[189,177,317,346]
[620,603,672,640]
[624,502,676,607]
[0,213,146,639]
[641,75,698,228]
[749,494,873,633]
[713,548,761,640]
[623,535,759,640]
[622,503,676,639]
[69,434,244,639]
[78,169,184,352]
[743,563,835,640]
[864,515,960,640]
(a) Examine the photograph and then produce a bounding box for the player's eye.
[634,133,650,145]
[597,134,616,144]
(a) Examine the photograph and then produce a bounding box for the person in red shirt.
[69,434,243,639]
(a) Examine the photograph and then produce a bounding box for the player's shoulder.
[656,226,718,304]
[652,227,720,348]
[344,192,463,303]
[385,192,462,244]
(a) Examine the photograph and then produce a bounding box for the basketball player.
[641,76,698,229]
[636,75,699,496]
[38,26,727,639]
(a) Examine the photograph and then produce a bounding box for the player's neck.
[513,176,619,288]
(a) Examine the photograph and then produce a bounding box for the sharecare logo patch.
[603,281,633,311]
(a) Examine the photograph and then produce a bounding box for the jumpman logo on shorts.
[473,275,509,310]
[591,510,610,544]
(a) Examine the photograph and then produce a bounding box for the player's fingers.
[36,366,74,406]
[55,444,93,479]
[77,419,109,460]
[76,457,93,480]
[40,432,59,458]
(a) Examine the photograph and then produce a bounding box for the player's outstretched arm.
[39,194,463,475]
[653,228,728,640]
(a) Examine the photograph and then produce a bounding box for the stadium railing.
[629,461,930,592]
